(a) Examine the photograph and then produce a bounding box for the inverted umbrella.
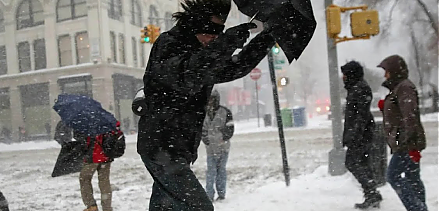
[53,94,117,136]
[234,0,317,63]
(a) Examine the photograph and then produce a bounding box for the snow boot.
[355,191,382,209]
[83,205,98,211]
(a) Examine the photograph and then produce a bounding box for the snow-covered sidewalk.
[215,165,438,211]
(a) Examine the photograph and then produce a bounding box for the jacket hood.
[209,89,220,110]
[377,55,409,80]
[341,61,364,88]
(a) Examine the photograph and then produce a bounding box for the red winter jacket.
[84,135,111,163]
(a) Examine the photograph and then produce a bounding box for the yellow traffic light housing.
[140,25,152,44]
[140,25,161,44]
[326,5,341,37]
[350,10,379,37]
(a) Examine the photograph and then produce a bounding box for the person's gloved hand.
[224,23,257,48]
[409,150,421,163]
[378,99,385,112]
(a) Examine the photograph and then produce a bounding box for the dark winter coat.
[54,121,73,145]
[202,91,234,155]
[341,61,375,148]
[378,55,426,152]
[137,25,275,164]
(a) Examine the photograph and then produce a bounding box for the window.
[75,32,90,64]
[132,37,138,67]
[56,0,87,22]
[130,0,142,27]
[149,5,160,26]
[0,46,7,75]
[20,83,50,136]
[0,9,5,33]
[110,31,116,63]
[118,34,125,64]
[18,42,31,72]
[58,74,93,97]
[58,35,72,67]
[108,0,123,21]
[16,0,44,30]
[140,43,145,67]
[165,12,173,31]
[33,39,46,70]
[0,88,10,110]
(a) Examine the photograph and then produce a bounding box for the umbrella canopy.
[53,94,117,136]
[233,0,317,63]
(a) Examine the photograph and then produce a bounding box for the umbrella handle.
[249,12,259,23]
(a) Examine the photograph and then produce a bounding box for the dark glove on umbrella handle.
[224,23,258,48]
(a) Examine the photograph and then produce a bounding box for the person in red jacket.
[78,121,123,211]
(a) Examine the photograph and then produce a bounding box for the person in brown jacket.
[377,55,428,211]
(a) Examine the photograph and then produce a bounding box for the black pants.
[0,191,9,211]
[140,153,213,211]
[345,146,377,193]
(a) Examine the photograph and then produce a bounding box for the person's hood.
[341,61,364,88]
[209,89,220,110]
[378,55,409,90]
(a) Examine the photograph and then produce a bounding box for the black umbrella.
[234,0,317,63]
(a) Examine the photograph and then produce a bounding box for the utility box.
[350,10,380,37]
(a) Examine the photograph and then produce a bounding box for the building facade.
[0,0,178,142]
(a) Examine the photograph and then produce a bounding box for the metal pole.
[325,0,346,176]
[268,49,290,186]
[256,81,260,127]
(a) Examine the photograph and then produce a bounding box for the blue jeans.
[206,151,229,200]
[387,152,427,211]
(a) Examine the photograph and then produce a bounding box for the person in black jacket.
[341,61,382,209]
[137,0,276,210]
[0,191,9,211]
[54,121,73,146]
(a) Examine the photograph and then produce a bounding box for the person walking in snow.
[0,191,9,211]
[136,0,277,210]
[341,61,382,209]
[377,55,428,211]
[78,121,124,211]
[202,90,234,201]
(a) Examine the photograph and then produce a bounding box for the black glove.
[224,23,258,48]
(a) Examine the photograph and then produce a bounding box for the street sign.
[274,59,286,65]
[250,68,262,81]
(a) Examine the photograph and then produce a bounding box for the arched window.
[56,0,87,22]
[0,9,5,32]
[16,0,44,30]
[108,0,123,21]
[165,12,173,31]
[130,0,142,27]
[149,5,159,26]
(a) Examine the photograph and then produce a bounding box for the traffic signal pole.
[325,0,346,176]
[268,48,290,186]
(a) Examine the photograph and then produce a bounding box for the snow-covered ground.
[0,113,437,210]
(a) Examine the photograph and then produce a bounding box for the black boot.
[355,191,382,209]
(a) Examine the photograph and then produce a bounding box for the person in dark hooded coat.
[341,61,382,209]
[137,0,276,210]
[378,55,427,211]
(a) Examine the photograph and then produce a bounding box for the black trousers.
[345,146,377,193]
[0,191,9,211]
[140,153,213,211]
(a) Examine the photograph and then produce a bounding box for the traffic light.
[350,10,379,37]
[140,25,161,44]
[278,77,289,86]
[140,25,151,44]
[272,43,280,54]
[326,5,341,37]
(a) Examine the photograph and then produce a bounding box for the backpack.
[102,132,126,159]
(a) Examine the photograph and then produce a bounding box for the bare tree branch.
[415,0,439,37]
